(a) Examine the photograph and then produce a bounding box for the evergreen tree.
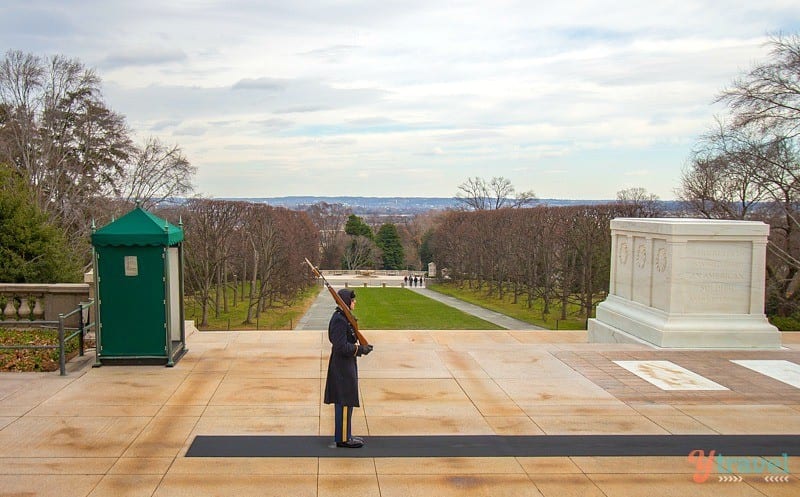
[375,223,404,270]
[0,166,81,283]
[344,214,373,239]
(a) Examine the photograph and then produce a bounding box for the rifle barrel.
[304,258,370,347]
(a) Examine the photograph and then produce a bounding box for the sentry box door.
[97,247,167,356]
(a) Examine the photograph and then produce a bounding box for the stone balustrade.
[0,284,90,327]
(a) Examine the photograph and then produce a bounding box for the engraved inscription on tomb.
[683,241,751,313]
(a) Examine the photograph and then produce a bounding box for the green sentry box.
[91,206,187,366]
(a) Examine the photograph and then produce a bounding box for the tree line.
[428,201,651,321]
[172,199,318,327]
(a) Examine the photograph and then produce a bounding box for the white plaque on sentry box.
[124,256,139,277]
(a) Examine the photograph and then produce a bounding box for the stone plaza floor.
[1,327,800,496]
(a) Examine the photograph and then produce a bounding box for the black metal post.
[78,303,85,356]
[58,314,66,376]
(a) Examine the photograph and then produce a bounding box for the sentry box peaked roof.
[91,206,183,247]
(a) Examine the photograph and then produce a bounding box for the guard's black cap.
[338,289,356,307]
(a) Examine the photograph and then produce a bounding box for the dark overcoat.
[323,308,360,406]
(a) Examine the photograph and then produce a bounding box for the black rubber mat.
[185,435,800,458]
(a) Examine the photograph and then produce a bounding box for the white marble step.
[730,360,800,389]
[613,360,729,391]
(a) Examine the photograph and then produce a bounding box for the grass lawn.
[352,287,503,330]
[427,282,588,330]
[185,284,320,330]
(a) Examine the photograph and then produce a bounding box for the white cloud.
[100,47,188,69]
[231,78,288,91]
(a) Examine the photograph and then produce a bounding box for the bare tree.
[615,187,663,217]
[182,199,244,326]
[681,39,800,317]
[241,204,318,322]
[0,51,196,262]
[678,156,734,218]
[244,204,282,323]
[0,51,134,237]
[455,176,536,210]
[342,235,379,270]
[305,202,351,268]
[677,121,770,220]
[124,137,195,209]
[718,33,800,137]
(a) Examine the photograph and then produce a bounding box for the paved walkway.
[295,284,544,331]
[294,287,332,330]
[1,328,799,496]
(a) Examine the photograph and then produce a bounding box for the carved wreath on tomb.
[636,244,647,269]
[618,241,629,265]
[655,248,667,273]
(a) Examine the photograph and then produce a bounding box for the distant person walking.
[404,275,408,287]
[324,289,372,448]
[413,275,418,287]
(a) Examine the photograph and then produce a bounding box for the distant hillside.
[222,196,645,215]
[229,196,458,213]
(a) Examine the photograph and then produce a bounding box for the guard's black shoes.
[336,438,364,448]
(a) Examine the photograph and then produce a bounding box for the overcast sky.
[2,1,799,199]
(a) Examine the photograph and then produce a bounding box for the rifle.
[304,258,370,347]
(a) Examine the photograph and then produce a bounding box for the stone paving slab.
[1,329,799,496]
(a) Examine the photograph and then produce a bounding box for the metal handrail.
[0,299,95,376]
